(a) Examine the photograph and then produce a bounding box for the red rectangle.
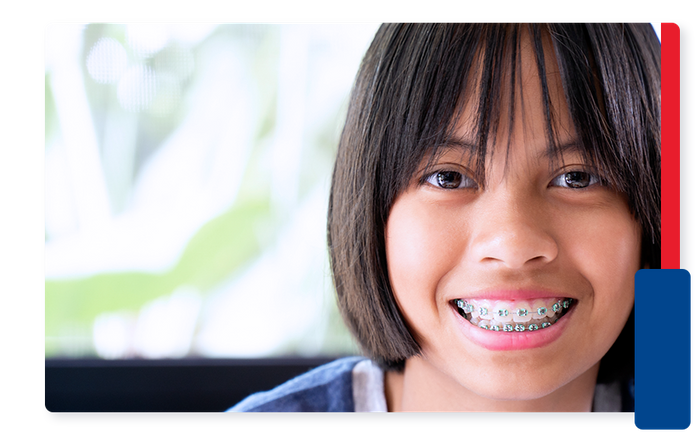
[661,23,680,269]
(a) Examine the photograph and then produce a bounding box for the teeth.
[477,306,493,320]
[513,303,532,323]
[493,303,512,322]
[454,297,574,332]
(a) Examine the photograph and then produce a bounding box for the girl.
[231,23,660,412]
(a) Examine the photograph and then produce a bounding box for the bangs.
[420,24,563,185]
[375,23,660,246]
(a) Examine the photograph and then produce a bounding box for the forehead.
[426,29,579,174]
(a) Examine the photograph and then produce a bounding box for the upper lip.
[450,288,578,301]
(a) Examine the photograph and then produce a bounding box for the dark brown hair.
[327,24,660,382]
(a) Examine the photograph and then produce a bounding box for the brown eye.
[426,170,477,189]
[565,172,590,188]
[550,171,600,189]
[437,171,462,188]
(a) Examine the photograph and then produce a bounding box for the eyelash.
[423,170,478,190]
[422,168,603,190]
[548,170,602,189]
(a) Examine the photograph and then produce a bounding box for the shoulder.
[228,356,366,412]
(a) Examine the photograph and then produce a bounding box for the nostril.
[471,229,558,269]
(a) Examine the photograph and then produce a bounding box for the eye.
[549,171,600,189]
[425,170,477,190]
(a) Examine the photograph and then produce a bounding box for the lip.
[454,288,577,301]
[450,295,575,351]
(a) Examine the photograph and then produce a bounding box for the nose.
[468,193,558,269]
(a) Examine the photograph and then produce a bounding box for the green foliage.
[45,198,271,356]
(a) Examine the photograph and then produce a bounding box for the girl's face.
[385,42,641,409]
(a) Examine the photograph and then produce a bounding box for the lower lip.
[452,306,572,351]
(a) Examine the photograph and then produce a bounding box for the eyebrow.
[437,137,478,155]
[540,140,585,161]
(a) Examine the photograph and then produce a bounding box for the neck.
[384,357,600,412]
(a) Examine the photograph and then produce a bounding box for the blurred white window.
[45,23,379,360]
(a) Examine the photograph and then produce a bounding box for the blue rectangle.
[635,269,691,429]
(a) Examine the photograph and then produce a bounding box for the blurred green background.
[45,23,379,359]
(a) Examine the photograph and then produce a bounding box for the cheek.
[564,208,640,290]
[557,204,640,332]
[385,197,464,311]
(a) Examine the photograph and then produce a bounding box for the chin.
[442,355,591,405]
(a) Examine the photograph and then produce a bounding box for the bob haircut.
[327,24,660,383]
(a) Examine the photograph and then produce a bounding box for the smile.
[453,298,575,332]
